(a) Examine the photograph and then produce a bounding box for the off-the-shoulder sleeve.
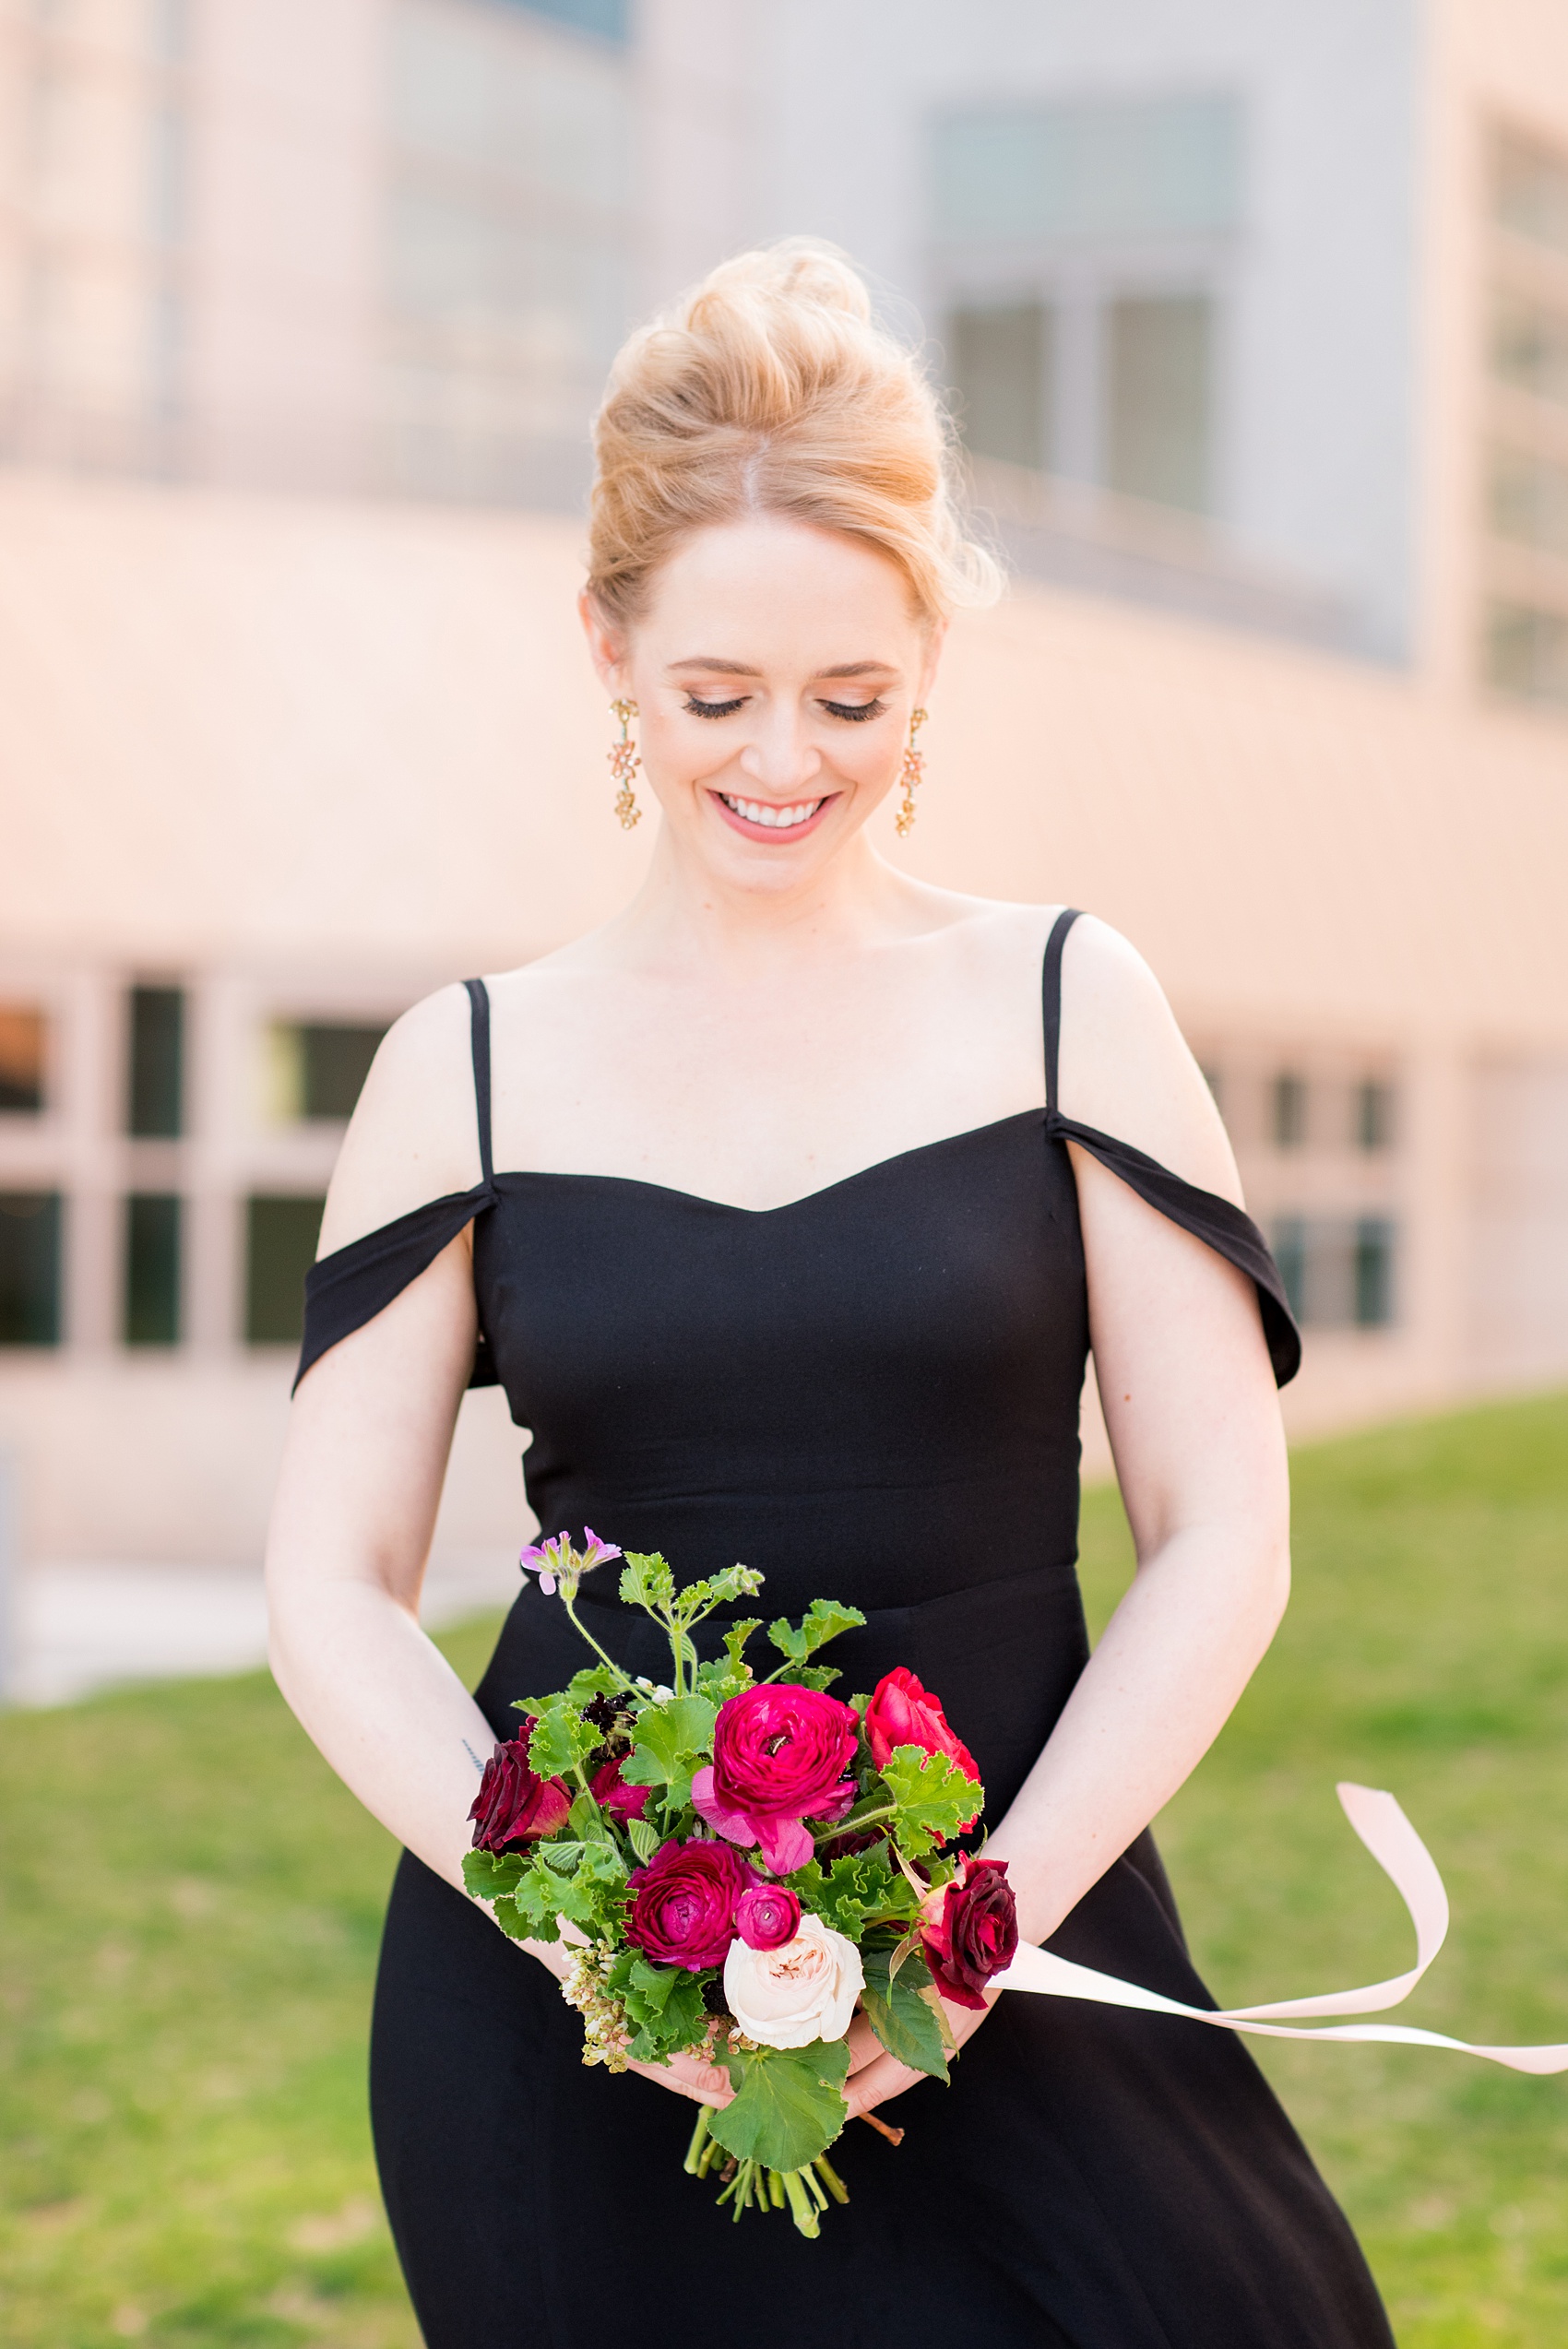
[292,1181,499,1393]
[1049,1110,1301,1387]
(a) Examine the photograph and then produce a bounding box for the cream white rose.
[722,1912,864,2049]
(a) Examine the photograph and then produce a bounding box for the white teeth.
[723,795,822,829]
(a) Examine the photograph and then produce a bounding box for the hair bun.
[588,239,999,625]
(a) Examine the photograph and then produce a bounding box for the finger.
[625,2058,731,2108]
[844,2015,884,2072]
[843,2052,921,2117]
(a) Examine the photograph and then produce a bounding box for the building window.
[1271,1215,1397,1329]
[0,1006,47,1111]
[947,302,1052,471]
[1354,1217,1396,1328]
[1355,1078,1396,1152]
[1271,1073,1308,1150]
[1106,294,1213,512]
[245,1195,326,1347]
[0,1191,63,1346]
[492,0,629,37]
[127,985,184,1138]
[266,1021,387,1124]
[124,1193,181,1347]
[1483,125,1568,709]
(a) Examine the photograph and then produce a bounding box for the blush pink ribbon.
[992,1782,1568,2074]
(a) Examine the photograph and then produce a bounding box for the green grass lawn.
[2,1390,1566,2346]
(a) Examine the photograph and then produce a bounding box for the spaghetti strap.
[464,978,495,1188]
[1041,907,1082,1112]
[1040,908,1301,1387]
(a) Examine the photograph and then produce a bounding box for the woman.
[267,243,1395,2347]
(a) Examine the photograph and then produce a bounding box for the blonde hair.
[587,241,1001,630]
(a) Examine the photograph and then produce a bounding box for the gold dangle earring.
[895,705,928,838]
[609,698,641,829]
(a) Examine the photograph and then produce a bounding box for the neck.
[609,817,924,977]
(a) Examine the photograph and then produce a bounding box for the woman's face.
[581,514,944,896]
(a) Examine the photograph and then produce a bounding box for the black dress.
[299,909,1394,2349]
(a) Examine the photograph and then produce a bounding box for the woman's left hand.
[841,1987,997,2120]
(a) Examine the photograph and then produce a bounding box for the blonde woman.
[267,244,1394,2346]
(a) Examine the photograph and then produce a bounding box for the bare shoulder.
[316,982,481,1256]
[1055,915,1242,1207]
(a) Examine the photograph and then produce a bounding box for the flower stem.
[766,2167,785,2210]
[781,2170,821,2237]
[683,2106,712,2175]
[558,1593,637,1689]
[815,1801,895,1843]
[814,2154,849,2204]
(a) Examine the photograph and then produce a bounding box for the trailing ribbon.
[992,1782,1568,2073]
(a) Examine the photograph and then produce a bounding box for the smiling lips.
[716,790,833,839]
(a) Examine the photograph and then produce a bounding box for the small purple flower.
[519,1526,622,1598]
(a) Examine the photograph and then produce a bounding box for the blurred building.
[1,0,1566,1581]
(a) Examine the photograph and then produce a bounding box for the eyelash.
[682,695,888,723]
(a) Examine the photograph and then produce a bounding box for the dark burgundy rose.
[865,1668,981,1833]
[589,1752,650,1825]
[624,1837,754,1971]
[708,1684,860,1822]
[468,1725,573,1854]
[921,1857,1019,2011]
[734,1882,801,1952]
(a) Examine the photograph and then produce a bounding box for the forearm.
[983,1523,1289,1947]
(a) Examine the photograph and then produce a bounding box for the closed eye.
[683,694,747,719]
[820,697,886,722]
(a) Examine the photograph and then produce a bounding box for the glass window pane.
[128,986,184,1138]
[932,94,1242,246]
[0,1006,46,1112]
[488,0,627,39]
[245,1196,326,1347]
[1272,1216,1306,1323]
[1483,599,1568,705]
[1271,1072,1307,1149]
[1492,291,1568,409]
[303,1025,386,1121]
[1490,446,1568,559]
[1106,294,1213,513]
[1355,1218,1396,1327]
[0,1191,63,1346]
[1495,129,1568,256]
[124,1193,181,1347]
[1356,1079,1396,1152]
[948,303,1051,470]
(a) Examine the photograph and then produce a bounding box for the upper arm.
[317,982,481,1256]
[1057,919,1287,1560]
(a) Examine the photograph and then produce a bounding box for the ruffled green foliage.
[619,1693,718,1826]
[876,1744,981,1857]
[711,2039,854,2173]
[460,1834,626,1943]
[860,1941,952,2082]
[601,1949,712,2063]
[783,1845,921,1942]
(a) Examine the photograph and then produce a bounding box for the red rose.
[589,1753,650,1825]
[866,1667,980,1784]
[709,1684,860,1821]
[468,1725,573,1854]
[624,1837,754,1971]
[922,1857,1019,2011]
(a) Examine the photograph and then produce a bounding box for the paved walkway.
[5,1551,520,1708]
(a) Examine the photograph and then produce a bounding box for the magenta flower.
[691,1683,860,1874]
[519,1525,622,1597]
[735,1882,802,1951]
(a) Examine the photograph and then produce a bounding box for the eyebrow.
[666,658,898,679]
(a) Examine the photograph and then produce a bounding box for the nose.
[736,708,824,799]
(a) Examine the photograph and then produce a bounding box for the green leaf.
[525,1696,600,1781]
[784,1846,909,1941]
[879,1744,983,1858]
[460,1848,526,1904]
[605,1950,711,2062]
[567,1790,603,1838]
[487,1896,543,1945]
[860,1943,950,2082]
[624,1814,661,1865]
[709,2040,851,2172]
[565,1663,633,1704]
[619,1551,676,1615]
[619,1695,717,1789]
[765,1598,867,1669]
[694,1564,766,1609]
[723,1618,763,1670]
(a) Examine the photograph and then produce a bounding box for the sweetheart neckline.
[486,1105,1049,1219]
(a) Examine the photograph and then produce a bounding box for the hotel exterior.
[0,0,1566,1574]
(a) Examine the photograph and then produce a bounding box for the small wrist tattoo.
[463,1738,487,1776]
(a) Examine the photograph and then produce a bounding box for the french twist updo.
[586,240,1001,632]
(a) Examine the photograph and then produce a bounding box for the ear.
[578,589,629,694]
[915,616,949,707]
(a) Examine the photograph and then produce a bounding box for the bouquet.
[461,1531,1019,2236]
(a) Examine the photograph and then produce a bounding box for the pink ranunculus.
[864,1667,981,1834]
[717,1680,858,1816]
[921,1856,1019,2011]
[624,1837,754,1971]
[735,1882,802,1952]
[468,1724,573,1854]
[588,1752,650,1825]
